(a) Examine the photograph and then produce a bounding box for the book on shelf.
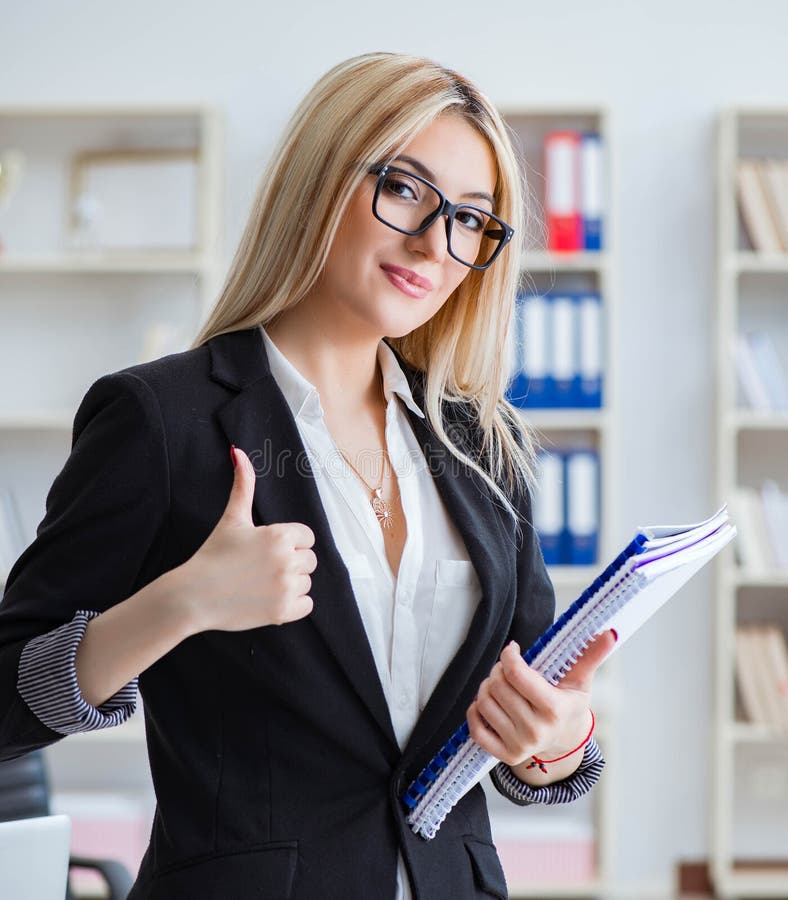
[580,133,604,252]
[731,478,788,574]
[732,331,788,413]
[761,481,788,571]
[731,483,788,573]
[735,624,788,731]
[760,160,788,251]
[507,291,603,409]
[731,487,773,571]
[532,449,600,567]
[737,159,785,253]
[403,506,735,839]
[544,131,605,252]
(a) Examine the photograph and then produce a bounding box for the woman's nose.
[404,216,450,263]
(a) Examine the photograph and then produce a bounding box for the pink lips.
[380,264,433,298]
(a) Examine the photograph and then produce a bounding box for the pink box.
[53,793,152,892]
[496,837,596,884]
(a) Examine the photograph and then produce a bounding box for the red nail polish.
[611,628,618,642]
[230,445,238,469]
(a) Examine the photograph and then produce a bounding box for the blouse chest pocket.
[418,559,483,710]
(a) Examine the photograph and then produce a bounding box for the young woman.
[0,52,615,899]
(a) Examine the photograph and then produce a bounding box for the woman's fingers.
[558,629,618,692]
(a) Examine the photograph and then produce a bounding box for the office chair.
[0,749,134,900]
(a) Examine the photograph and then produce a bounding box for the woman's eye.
[456,209,486,232]
[383,176,418,201]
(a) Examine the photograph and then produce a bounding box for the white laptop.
[0,814,71,900]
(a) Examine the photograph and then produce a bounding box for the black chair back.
[0,749,51,821]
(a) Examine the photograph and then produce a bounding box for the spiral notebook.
[403,505,736,840]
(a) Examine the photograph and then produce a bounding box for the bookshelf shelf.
[731,251,788,273]
[547,565,600,591]
[0,251,213,274]
[729,570,788,589]
[519,409,611,432]
[726,721,788,743]
[727,411,788,432]
[520,250,610,273]
[712,107,788,897]
[717,870,788,898]
[506,880,610,898]
[0,410,75,430]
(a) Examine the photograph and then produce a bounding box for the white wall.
[4,0,787,890]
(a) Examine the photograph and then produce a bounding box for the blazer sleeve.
[0,371,170,761]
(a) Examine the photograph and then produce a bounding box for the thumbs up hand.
[178,445,317,633]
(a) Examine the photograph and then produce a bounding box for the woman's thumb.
[224,445,256,525]
[560,628,618,692]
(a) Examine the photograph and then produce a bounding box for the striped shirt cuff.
[17,609,138,735]
[489,737,605,806]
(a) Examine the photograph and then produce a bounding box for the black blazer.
[0,326,555,900]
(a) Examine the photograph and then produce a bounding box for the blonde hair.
[191,51,537,528]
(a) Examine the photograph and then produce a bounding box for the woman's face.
[317,113,498,340]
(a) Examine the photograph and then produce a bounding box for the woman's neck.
[264,308,385,415]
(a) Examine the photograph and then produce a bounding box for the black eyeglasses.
[368,163,514,270]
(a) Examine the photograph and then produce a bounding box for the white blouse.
[260,324,486,900]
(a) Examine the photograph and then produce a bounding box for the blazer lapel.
[211,327,397,747]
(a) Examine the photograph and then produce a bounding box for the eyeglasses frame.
[367,163,514,271]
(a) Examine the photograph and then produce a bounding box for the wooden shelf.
[727,411,788,431]
[0,409,74,430]
[507,880,609,898]
[726,722,788,743]
[728,569,788,588]
[515,408,610,432]
[716,867,788,898]
[521,250,609,272]
[728,251,788,273]
[548,566,600,591]
[0,251,211,274]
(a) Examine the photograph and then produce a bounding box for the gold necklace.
[339,448,399,530]
[337,367,399,530]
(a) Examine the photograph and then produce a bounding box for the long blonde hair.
[191,52,537,528]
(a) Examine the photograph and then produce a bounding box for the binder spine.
[545,131,582,251]
[581,132,604,251]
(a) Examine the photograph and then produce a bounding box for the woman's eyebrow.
[393,154,495,208]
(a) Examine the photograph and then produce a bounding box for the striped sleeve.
[489,737,605,806]
[17,610,138,735]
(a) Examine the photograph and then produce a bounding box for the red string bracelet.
[525,709,596,774]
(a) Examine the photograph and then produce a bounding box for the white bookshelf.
[711,108,788,898]
[0,106,223,841]
[0,103,222,564]
[491,106,620,899]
